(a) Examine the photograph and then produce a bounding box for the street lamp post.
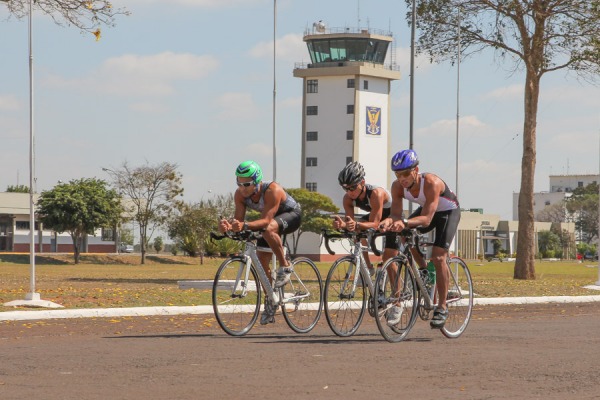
[3,0,61,308]
[596,132,600,286]
[272,0,277,182]
[408,0,417,215]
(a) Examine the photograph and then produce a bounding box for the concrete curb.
[1,295,600,321]
[473,295,600,305]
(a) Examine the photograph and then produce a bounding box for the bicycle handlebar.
[369,227,432,257]
[367,230,390,257]
[210,230,263,242]
[321,228,379,256]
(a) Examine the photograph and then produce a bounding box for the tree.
[1,0,129,34]
[537,230,560,258]
[551,224,576,260]
[565,182,599,244]
[153,236,164,253]
[535,201,566,223]
[168,202,218,258]
[6,184,29,193]
[119,226,133,247]
[36,178,122,264]
[285,188,339,255]
[105,161,183,264]
[410,0,600,279]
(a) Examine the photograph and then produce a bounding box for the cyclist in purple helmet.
[380,149,460,329]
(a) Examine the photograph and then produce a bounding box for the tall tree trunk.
[514,70,540,280]
[139,224,146,265]
[71,233,81,264]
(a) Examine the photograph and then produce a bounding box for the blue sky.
[1,0,599,221]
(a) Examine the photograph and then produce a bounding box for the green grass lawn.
[0,254,598,311]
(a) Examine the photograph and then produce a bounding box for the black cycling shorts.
[359,209,396,250]
[257,208,302,248]
[409,207,460,250]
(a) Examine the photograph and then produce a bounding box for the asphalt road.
[1,302,599,400]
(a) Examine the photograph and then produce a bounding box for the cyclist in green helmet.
[218,160,302,325]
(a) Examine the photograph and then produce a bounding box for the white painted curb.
[1,295,600,321]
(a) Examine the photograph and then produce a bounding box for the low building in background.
[0,192,117,253]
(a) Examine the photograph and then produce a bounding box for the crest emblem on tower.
[366,106,381,136]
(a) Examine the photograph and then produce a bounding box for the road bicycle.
[321,229,387,337]
[370,228,474,342]
[210,230,323,336]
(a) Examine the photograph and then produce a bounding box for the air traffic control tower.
[293,23,401,210]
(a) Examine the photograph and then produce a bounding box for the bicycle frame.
[372,228,474,341]
[238,241,278,304]
[397,232,465,311]
[344,237,377,297]
[234,240,313,306]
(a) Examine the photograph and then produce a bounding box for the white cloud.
[215,92,260,120]
[0,115,25,139]
[541,84,600,108]
[395,46,435,73]
[482,84,522,100]
[417,115,488,137]
[280,96,301,108]
[0,95,21,111]
[45,52,219,97]
[248,34,306,63]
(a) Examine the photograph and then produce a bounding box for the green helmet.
[235,160,263,184]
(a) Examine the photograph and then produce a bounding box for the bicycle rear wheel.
[441,257,473,338]
[212,257,261,336]
[374,257,418,343]
[281,257,323,333]
[324,256,367,337]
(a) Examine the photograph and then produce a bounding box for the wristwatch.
[243,222,249,231]
[402,218,409,227]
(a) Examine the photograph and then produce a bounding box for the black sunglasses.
[343,184,359,192]
[236,181,254,187]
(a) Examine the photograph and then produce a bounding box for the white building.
[512,174,599,221]
[0,192,117,253]
[293,26,400,210]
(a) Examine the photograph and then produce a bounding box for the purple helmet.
[391,149,419,171]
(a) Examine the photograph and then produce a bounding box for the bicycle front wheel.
[441,257,473,339]
[212,257,261,336]
[324,256,366,337]
[374,257,418,343]
[281,257,323,333]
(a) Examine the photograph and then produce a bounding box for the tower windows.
[306,131,318,141]
[306,157,318,167]
[347,79,355,88]
[306,182,317,192]
[346,105,354,114]
[306,106,318,115]
[307,79,318,93]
